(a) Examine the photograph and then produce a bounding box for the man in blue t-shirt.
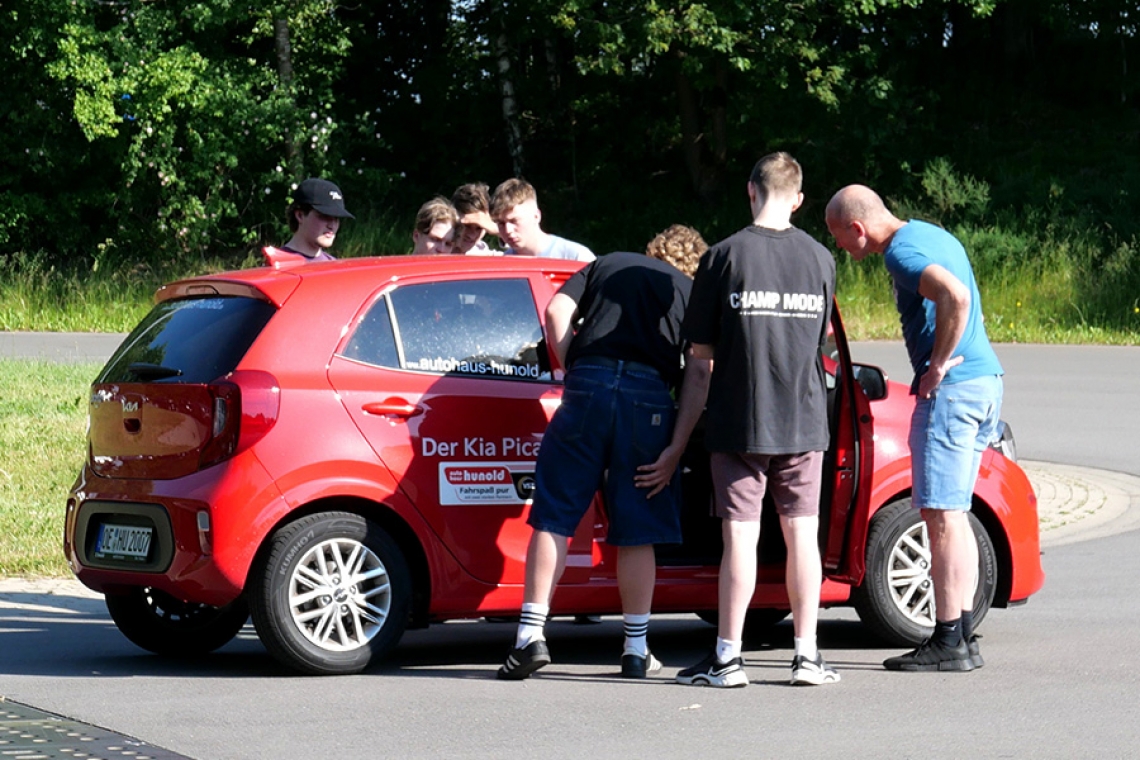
[826,184,1004,673]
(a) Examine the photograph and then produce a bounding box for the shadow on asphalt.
[0,591,892,681]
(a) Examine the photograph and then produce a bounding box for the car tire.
[853,498,997,646]
[105,586,249,656]
[249,511,411,676]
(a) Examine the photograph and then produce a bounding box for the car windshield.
[98,296,276,384]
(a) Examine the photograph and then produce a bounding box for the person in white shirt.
[489,178,595,262]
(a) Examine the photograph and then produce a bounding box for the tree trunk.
[496,32,525,176]
[273,16,301,177]
[673,50,721,201]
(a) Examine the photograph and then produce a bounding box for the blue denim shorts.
[909,374,1003,511]
[529,360,682,546]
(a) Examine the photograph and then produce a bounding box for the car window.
[98,296,276,384]
[343,278,549,381]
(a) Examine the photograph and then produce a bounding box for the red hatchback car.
[65,254,1044,675]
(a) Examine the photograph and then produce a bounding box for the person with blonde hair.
[489,178,594,262]
[411,197,459,255]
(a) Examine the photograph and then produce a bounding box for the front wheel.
[852,499,997,646]
[249,511,412,675]
[105,587,249,656]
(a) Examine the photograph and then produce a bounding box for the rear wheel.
[105,587,249,656]
[853,499,997,646]
[249,511,411,675]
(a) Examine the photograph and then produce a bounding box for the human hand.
[634,444,684,498]
[917,355,964,398]
[460,210,498,235]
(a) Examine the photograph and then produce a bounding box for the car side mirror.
[852,364,888,401]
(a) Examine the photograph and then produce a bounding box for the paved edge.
[1023,460,1140,548]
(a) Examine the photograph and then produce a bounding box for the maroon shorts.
[710,451,824,520]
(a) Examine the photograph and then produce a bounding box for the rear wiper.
[128,362,184,380]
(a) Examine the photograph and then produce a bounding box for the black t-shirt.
[558,252,692,387]
[683,225,835,454]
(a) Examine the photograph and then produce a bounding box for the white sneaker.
[791,652,840,685]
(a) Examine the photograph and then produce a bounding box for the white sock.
[794,636,818,661]
[623,612,650,657]
[515,602,549,648]
[716,637,741,663]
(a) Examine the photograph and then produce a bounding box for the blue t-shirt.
[884,220,1002,390]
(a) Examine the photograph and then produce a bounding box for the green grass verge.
[0,360,97,577]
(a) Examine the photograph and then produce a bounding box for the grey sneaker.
[675,652,749,688]
[621,651,662,679]
[791,652,841,685]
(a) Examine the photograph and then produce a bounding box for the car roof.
[155,255,588,307]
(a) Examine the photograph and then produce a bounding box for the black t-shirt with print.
[558,252,692,388]
[683,225,835,454]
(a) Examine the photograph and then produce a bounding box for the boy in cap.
[281,178,354,261]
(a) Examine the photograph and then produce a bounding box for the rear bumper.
[65,452,285,607]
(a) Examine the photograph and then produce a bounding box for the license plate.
[95,523,153,561]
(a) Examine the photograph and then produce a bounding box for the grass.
[0,360,98,577]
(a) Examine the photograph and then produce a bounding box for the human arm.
[545,292,579,370]
[916,263,970,398]
[460,209,499,237]
[634,344,713,498]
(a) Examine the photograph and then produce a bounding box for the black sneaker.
[621,651,662,679]
[675,651,749,688]
[497,640,551,680]
[967,635,984,669]
[790,652,841,685]
[883,638,974,672]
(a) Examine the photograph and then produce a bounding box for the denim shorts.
[529,360,682,546]
[909,374,1003,511]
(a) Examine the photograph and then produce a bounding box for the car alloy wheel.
[853,498,997,646]
[250,511,411,675]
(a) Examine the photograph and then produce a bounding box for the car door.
[327,272,596,586]
[820,303,875,583]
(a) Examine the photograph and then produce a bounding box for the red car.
[64,254,1044,675]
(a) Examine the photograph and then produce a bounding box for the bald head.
[825,184,904,258]
[825,184,890,226]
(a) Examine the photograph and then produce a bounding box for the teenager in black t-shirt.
[498,233,707,682]
[637,153,840,688]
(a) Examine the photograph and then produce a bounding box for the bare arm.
[634,344,713,497]
[460,210,499,237]
[916,263,970,398]
[545,292,579,370]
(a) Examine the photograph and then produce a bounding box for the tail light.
[200,370,280,469]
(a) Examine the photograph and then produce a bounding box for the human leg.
[884,378,1003,672]
[498,530,570,680]
[768,451,838,685]
[616,544,662,676]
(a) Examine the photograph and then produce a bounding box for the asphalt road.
[1,335,1139,758]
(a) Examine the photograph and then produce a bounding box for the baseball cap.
[292,178,354,218]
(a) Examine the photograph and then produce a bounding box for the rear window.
[98,296,276,384]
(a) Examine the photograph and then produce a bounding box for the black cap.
[292,178,354,218]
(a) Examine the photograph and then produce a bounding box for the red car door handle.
[362,401,424,418]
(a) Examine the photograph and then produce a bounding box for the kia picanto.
[64,252,1045,675]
